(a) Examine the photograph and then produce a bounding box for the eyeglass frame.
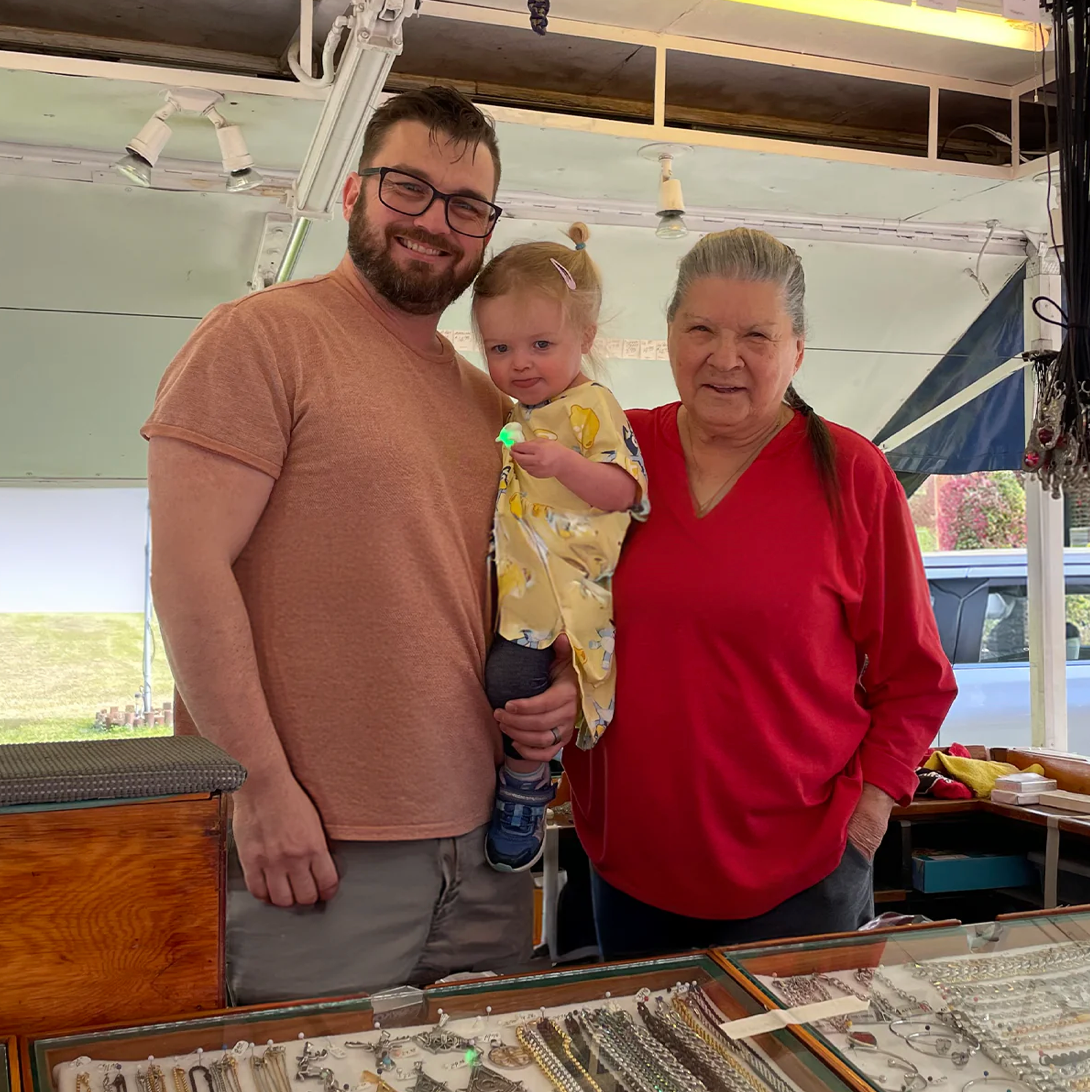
[358,166,503,238]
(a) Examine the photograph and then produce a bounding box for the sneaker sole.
[485,840,546,873]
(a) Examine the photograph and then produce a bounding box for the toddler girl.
[473,223,649,871]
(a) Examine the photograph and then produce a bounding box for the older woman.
[564,228,957,958]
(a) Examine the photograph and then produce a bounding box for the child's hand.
[511,439,575,479]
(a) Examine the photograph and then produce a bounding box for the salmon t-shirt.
[142,255,508,840]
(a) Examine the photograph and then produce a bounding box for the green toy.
[496,422,525,447]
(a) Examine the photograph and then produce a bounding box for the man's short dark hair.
[359,86,501,190]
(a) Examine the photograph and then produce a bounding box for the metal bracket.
[249,212,294,291]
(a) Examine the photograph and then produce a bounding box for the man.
[143,86,576,1004]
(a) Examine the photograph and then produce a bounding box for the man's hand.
[232,772,340,907]
[495,634,578,761]
[847,782,896,861]
[511,439,576,479]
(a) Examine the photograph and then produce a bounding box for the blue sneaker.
[485,767,555,872]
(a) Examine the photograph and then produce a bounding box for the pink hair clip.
[550,258,577,291]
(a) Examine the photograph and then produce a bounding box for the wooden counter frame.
[21,954,856,1092]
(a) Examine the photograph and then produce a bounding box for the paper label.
[1002,0,1047,22]
[719,996,869,1040]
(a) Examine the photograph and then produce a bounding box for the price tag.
[1002,0,1047,22]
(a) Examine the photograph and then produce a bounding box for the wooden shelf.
[874,888,907,904]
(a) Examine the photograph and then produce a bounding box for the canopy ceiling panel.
[0,166,1019,480]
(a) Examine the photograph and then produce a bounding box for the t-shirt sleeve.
[847,460,958,805]
[570,384,650,520]
[141,302,292,479]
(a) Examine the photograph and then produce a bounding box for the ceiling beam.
[387,72,1017,163]
[0,23,281,77]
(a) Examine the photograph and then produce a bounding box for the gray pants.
[227,825,534,1005]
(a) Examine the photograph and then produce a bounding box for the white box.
[993,773,1057,792]
[990,789,1041,806]
[1038,789,1090,815]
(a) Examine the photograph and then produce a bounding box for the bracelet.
[960,1081,1034,1092]
[562,1016,628,1092]
[518,1023,585,1092]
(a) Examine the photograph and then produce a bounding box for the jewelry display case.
[26,955,858,1092]
[715,910,1090,1092]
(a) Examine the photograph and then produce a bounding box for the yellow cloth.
[923,751,1045,798]
[493,382,649,749]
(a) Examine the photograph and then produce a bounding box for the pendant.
[414,1032,471,1055]
[467,1068,524,1092]
[486,1047,532,1072]
[358,1073,398,1092]
[409,1068,450,1092]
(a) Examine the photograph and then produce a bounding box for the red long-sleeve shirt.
[566,405,957,920]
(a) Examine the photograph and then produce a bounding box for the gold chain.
[554,1022,603,1092]
[517,1025,582,1092]
[146,1066,167,1092]
[671,998,765,1092]
[172,1068,189,1092]
[77,1075,92,1092]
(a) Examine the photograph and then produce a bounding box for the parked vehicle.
[923,549,1090,753]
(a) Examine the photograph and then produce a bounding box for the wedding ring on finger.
[550,727,561,745]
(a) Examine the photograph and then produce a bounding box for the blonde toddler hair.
[472,223,603,371]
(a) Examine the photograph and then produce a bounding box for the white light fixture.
[113,97,180,187]
[114,88,264,193]
[292,0,418,220]
[206,105,264,191]
[640,143,691,240]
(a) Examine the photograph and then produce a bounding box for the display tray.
[716,908,1090,1092]
[27,955,857,1092]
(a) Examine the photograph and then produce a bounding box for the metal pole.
[1024,247,1067,750]
[276,217,312,283]
[142,498,153,718]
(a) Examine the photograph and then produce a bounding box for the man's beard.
[347,201,483,317]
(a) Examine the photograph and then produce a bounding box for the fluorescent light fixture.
[722,0,1048,50]
[292,0,417,219]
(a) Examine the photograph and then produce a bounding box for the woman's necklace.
[680,406,790,517]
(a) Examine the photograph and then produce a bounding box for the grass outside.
[0,614,175,743]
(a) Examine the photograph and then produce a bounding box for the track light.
[113,89,263,193]
[640,143,691,240]
[208,112,264,192]
[113,98,179,187]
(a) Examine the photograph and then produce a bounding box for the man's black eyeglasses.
[360,167,502,239]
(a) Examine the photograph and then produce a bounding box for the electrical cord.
[1024,2,1090,497]
[938,123,1045,163]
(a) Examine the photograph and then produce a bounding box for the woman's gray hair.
[666,227,839,514]
[666,227,807,337]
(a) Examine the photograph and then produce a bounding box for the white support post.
[1024,248,1067,750]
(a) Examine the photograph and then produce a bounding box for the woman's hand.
[846,782,895,860]
[495,634,578,761]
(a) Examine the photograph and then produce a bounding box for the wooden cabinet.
[0,793,227,1035]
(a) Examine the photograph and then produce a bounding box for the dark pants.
[591,842,875,960]
[486,635,554,759]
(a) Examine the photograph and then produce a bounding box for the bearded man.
[143,86,577,1003]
